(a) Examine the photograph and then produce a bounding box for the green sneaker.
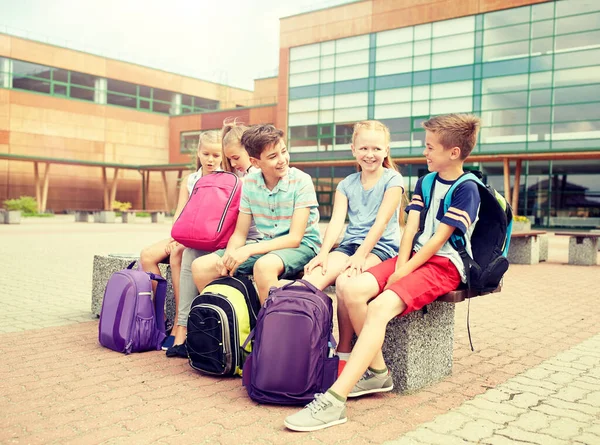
[284,392,347,432]
[348,369,394,398]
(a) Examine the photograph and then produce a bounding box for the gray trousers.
[177,247,210,327]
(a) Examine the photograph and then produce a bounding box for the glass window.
[412,85,429,101]
[412,101,429,116]
[12,60,51,79]
[13,77,50,93]
[482,91,528,110]
[555,30,600,52]
[319,95,334,110]
[413,40,431,56]
[432,33,473,53]
[532,19,554,39]
[321,41,335,56]
[193,96,219,111]
[152,100,171,114]
[554,66,600,87]
[377,27,413,46]
[319,110,334,124]
[556,11,600,35]
[334,78,369,94]
[555,84,600,105]
[482,58,528,78]
[181,131,200,154]
[288,97,319,113]
[532,1,555,21]
[556,0,600,17]
[107,79,136,96]
[380,117,411,134]
[335,107,367,123]
[374,87,411,105]
[289,111,319,126]
[414,23,431,40]
[320,69,335,84]
[321,55,335,69]
[70,85,94,102]
[413,55,431,71]
[484,23,530,45]
[554,103,600,123]
[375,103,410,119]
[432,49,474,69]
[52,69,68,83]
[335,64,368,82]
[485,6,530,29]
[531,37,553,55]
[529,107,552,124]
[70,71,96,88]
[335,123,354,145]
[334,92,368,109]
[107,92,137,109]
[482,108,527,126]
[336,50,369,68]
[375,58,412,76]
[290,43,320,61]
[289,71,320,88]
[376,42,412,62]
[336,35,369,53]
[431,80,472,99]
[480,125,527,143]
[431,97,472,114]
[290,57,320,75]
[483,40,529,62]
[530,71,552,89]
[431,65,472,83]
[555,48,600,70]
[433,16,475,37]
[530,88,552,107]
[290,125,318,140]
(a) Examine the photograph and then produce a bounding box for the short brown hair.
[240,124,284,159]
[422,114,481,159]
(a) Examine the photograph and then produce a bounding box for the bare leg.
[253,254,285,304]
[168,243,186,328]
[302,251,349,291]
[335,254,382,353]
[330,291,406,398]
[140,238,170,293]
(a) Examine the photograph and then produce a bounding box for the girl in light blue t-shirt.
[303,120,406,371]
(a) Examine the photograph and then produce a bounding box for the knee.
[253,255,282,281]
[366,296,395,323]
[139,247,153,266]
[340,275,375,308]
[191,256,211,279]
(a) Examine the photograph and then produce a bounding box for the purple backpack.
[98,261,167,354]
[242,280,339,405]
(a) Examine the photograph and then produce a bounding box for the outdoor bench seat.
[507,230,547,264]
[120,210,166,223]
[91,253,498,394]
[555,232,600,266]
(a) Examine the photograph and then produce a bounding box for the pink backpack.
[171,171,241,251]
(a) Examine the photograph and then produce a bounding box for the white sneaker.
[284,392,347,432]
[348,369,394,398]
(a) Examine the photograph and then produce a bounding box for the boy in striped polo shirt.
[192,124,321,304]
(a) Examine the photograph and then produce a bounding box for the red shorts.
[366,255,461,317]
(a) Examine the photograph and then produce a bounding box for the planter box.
[3,210,21,224]
[512,221,531,232]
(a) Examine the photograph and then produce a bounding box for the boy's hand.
[384,265,409,290]
[304,253,328,275]
[344,253,367,277]
[215,256,229,276]
[222,245,252,276]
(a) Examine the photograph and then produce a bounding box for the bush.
[112,200,132,212]
[3,196,38,214]
[513,215,529,223]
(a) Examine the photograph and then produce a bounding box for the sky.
[0,0,354,90]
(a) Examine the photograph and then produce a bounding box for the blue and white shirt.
[406,175,480,282]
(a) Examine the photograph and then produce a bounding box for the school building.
[1,0,599,228]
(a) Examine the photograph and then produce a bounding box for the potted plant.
[512,215,531,232]
[2,198,23,224]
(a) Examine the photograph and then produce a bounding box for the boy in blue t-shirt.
[285,113,482,432]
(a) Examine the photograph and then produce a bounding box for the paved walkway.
[0,217,599,444]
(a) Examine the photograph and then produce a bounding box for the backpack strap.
[149,273,167,335]
[412,172,438,250]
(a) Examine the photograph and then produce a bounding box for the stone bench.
[555,232,600,266]
[91,253,498,394]
[507,230,547,264]
[0,209,21,224]
[91,254,176,321]
[121,210,166,224]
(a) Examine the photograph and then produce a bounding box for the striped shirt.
[240,167,321,253]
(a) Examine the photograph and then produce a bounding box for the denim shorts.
[333,242,393,262]
[215,242,316,279]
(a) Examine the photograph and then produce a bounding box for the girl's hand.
[344,253,367,277]
[304,253,328,275]
[164,240,178,255]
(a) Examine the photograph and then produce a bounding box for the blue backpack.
[418,171,513,293]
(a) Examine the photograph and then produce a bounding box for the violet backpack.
[171,171,241,251]
[98,261,167,354]
[242,280,339,405]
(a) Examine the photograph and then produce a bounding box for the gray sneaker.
[284,393,347,432]
[348,369,394,398]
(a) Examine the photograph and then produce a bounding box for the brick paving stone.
[1,224,600,444]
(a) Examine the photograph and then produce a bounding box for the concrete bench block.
[121,212,136,223]
[539,233,548,262]
[151,212,165,223]
[508,236,540,264]
[91,255,176,323]
[382,301,455,393]
[1,210,21,224]
[94,211,116,223]
[75,211,93,222]
[568,237,598,266]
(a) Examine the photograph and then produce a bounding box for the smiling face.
[223,142,251,174]
[250,138,289,185]
[351,129,389,172]
[423,131,459,173]
[198,142,222,174]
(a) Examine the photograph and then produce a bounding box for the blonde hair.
[421,113,481,160]
[195,130,222,170]
[352,120,397,172]
[352,120,407,226]
[221,117,248,173]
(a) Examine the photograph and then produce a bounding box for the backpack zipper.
[216,175,239,233]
